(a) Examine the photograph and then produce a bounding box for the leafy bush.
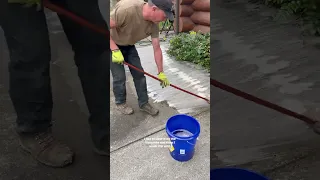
[159,20,173,31]
[167,31,210,71]
[265,0,320,35]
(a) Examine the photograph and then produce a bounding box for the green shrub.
[265,0,320,35]
[167,31,210,71]
[159,20,173,31]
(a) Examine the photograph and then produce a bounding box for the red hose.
[210,79,317,125]
[43,0,210,104]
[126,63,210,103]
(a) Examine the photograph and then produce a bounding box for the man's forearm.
[154,47,163,73]
[109,18,118,51]
[110,36,118,51]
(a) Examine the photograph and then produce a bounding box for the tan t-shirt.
[110,0,159,46]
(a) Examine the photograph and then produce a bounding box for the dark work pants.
[110,45,148,108]
[1,1,109,149]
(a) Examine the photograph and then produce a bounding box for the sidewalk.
[110,44,210,180]
[211,0,320,179]
[110,87,210,180]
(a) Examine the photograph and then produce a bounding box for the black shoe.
[19,130,74,168]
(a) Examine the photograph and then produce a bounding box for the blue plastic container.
[210,168,269,180]
[165,114,201,162]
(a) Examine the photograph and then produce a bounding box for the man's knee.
[113,71,126,83]
[129,58,145,80]
[9,44,50,65]
[111,64,126,83]
[127,51,145,80]
[132,70,145,80]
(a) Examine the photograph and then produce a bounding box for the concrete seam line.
[110,128,166,154]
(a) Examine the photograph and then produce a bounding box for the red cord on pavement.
[43,0,210,104]
[210,78,317,125]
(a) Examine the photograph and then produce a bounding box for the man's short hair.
[147,0,174,21]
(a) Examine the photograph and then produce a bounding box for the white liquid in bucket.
[173,129,194,137]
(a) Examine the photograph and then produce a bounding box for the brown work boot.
[19,130,74,168]
[116,103,134,115]
[140,103,159,116]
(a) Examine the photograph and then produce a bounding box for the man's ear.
[152,6,157,11]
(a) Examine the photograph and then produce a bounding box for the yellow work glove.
[112,49,124,64]
[158,72,170,88]
[8,0,42,11]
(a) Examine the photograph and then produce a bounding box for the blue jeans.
[110,45,148,108]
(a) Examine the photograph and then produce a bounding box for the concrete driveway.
[211,0,320,179]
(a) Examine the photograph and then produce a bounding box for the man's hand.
[158,72,170,88]
[9,0,43,11]
[112,50,124,64]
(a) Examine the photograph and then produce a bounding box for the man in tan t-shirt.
[110,0,174,115]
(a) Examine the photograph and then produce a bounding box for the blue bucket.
[165,114,201,162]
[210,168,269,180]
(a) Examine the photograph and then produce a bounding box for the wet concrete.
[211,0,320,179]
[110,54,210,179]
[137,45,210,115]
[109,76,179,151]
[110,75,210,179]
[110,111,210,180]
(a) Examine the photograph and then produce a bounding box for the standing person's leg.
[55,0,110,154]
[1,4,73,167]
[125,45,159,115]
[110,45,134,115]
